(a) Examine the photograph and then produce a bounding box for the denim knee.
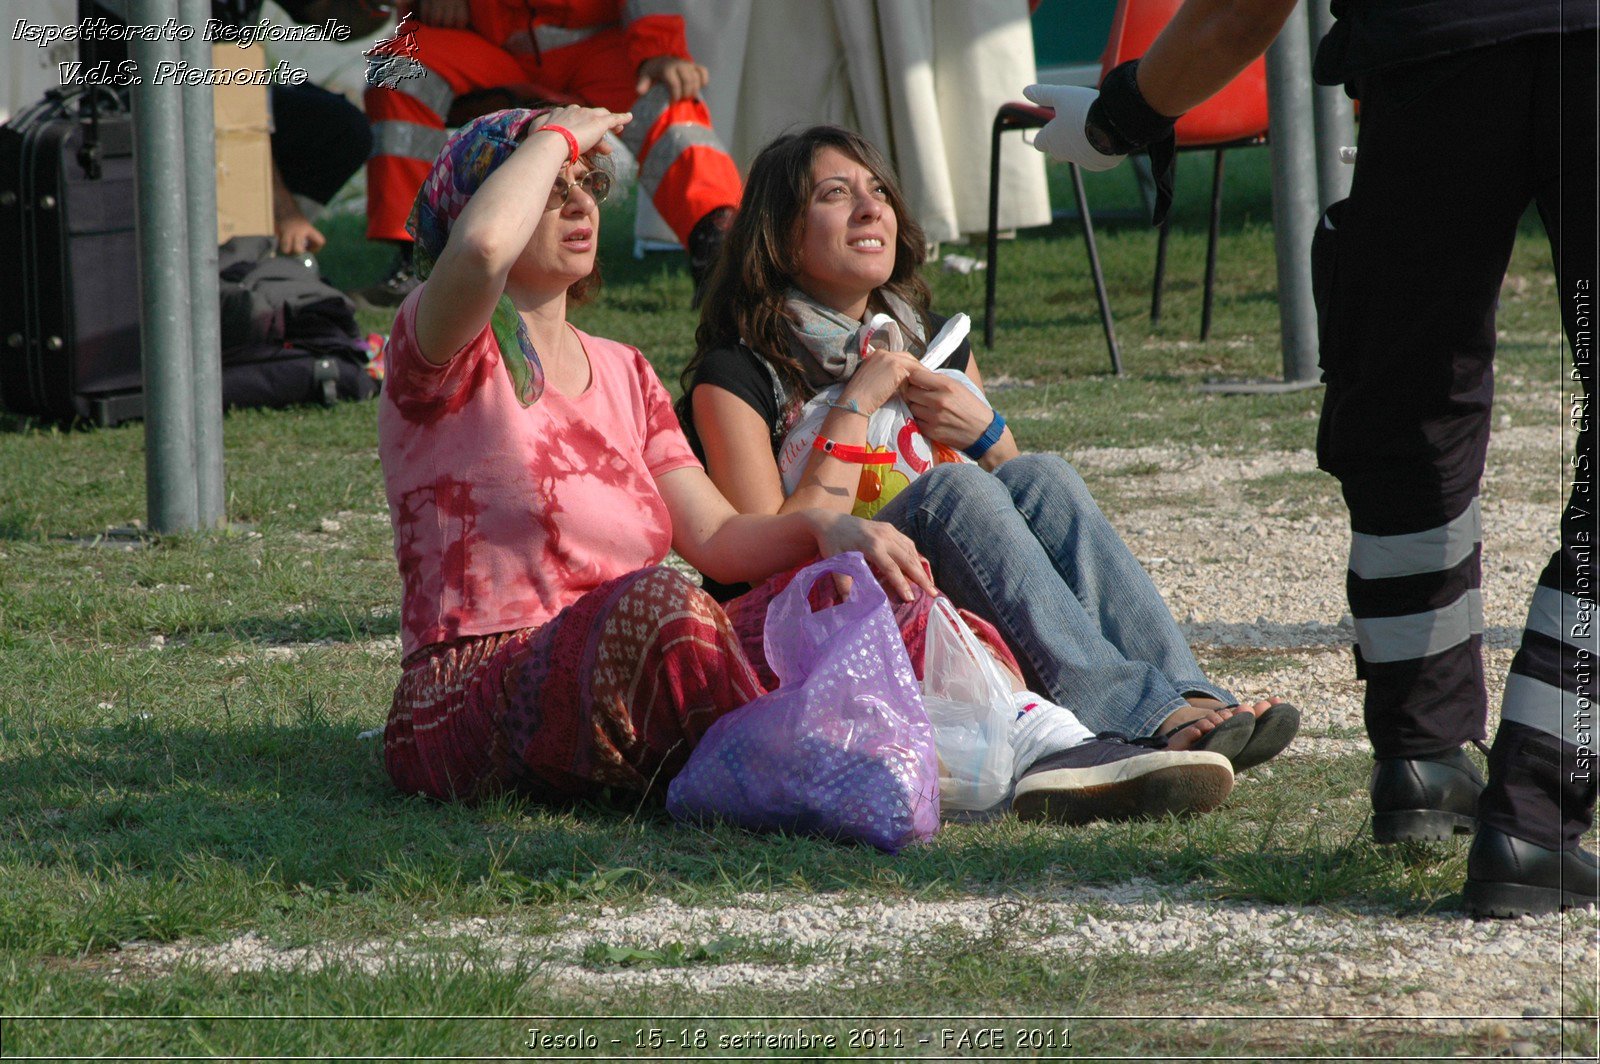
[901,461,1013,525]
[995,453,1093,507]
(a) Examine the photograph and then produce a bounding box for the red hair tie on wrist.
[541,124,580,165]
[813,436,895,464]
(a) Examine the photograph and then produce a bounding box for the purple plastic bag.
[666,552,940,852]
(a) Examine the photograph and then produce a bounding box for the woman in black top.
[680,126,1297,788]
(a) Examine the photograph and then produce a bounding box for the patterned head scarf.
[407,108,547,406]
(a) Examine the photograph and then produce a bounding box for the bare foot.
[1230,696,1288,720]
[1155,696,1287,751]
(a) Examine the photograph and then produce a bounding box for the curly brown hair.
[682,126,930,416]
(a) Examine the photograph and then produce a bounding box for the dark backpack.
[218,236,379,409]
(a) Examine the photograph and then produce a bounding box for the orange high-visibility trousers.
[364,12,741,245]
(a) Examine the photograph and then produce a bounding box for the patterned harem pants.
[383,564,1019,802]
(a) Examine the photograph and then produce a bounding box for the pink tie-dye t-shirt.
[378,288,701,657]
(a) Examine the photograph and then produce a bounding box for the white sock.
[1009,691,1095,778]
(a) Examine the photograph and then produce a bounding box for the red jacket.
[461,0,691,74]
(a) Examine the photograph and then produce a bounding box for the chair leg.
[1069,162,1121,375]
[1151,213,1171,325]
[1201,149,1226,341]
[984,114,1005,349]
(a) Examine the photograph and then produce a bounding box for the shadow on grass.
[0,413,82,437]
[1,707,1474,964]
[0,508,41,540]
[1172,620,1526,653]
[1,707,1422,956]
[176,609,402,646]
[1211,839,1466,914]
[3,717,1209,890]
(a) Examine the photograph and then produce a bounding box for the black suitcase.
[0,91,379,427]
[0,87,144,426]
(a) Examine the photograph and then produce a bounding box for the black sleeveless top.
[680,313,972,599]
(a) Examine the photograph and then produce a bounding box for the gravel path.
[122,890,1597,1040]
[120,424,1598,1046]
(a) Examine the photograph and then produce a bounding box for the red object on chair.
[1104,0,1270,338]
[982,0,1271,357]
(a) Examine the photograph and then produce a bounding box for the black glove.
[1086,59,1181,227]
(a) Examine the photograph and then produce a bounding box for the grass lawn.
[1,150,1594,1059]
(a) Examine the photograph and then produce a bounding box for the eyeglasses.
[547,169,611,210]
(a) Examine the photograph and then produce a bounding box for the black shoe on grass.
[687,206,734,309]
[354,247,421,309]
[1011,734,1234,825]
[1369,746,1484,844]
[1464,826,1600,918]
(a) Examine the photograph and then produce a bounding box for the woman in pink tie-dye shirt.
[377,104,942,803]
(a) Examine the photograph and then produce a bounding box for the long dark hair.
[682,126,930,417]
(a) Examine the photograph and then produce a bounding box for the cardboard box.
[212,44,274,243]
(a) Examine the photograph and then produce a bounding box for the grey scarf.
[784,286,926,388]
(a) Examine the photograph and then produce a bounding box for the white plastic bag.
[921,596,1016,812]
[777,313,991,519]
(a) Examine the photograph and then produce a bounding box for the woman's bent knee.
[625,567,724,625]
[996,452,1090,498]
[907,460,1011,512]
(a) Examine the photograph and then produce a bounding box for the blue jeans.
[875,455,1235,737]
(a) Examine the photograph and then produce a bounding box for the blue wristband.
[962,410,1007,461]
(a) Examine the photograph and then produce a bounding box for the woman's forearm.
[788,407,876,515]
[438,131,567,276]
[977,430,1021,471]
[659,469,931,601]
[412,128,569,363]
[695,511,821,584]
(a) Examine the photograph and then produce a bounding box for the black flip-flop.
[1232,702,1301,772]
[1155,710,1254,763]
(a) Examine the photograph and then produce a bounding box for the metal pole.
[1308,0,1354,210]
[181,0,225,528]
[1263,0,1321,385]
[131,0,198,531]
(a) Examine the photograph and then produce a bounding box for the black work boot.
[1369,746,1484,844]
[354,245,420,309]
[687,206,734,309]
[1464,826,1600,918]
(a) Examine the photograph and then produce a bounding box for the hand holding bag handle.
[763,551,886,686]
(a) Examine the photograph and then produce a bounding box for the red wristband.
[813,436,895,464]
[540,124,580,165]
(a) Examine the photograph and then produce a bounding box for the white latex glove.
[1021,83,1128,171]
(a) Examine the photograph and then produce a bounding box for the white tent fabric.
[1,0,79,126]
[645,0,1052,248]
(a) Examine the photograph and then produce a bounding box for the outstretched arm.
[635,56,710,101]
[271,162,325,255]
[1026,0,1299,168]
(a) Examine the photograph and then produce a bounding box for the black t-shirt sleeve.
[685,344,782,447]
[682,343,782,604]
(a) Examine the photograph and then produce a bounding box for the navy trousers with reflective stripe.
[1314,31,1598,848]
